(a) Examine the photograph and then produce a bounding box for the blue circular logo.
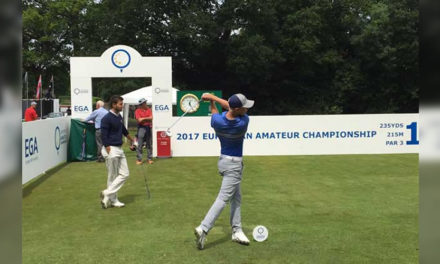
[55,126,61,152]
[111,49,131,72]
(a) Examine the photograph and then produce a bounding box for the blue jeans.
[136,126,152,161]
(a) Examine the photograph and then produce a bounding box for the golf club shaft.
[167,99,203,131]
[140,163,151,199]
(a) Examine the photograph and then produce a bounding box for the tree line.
[23,0,418,115]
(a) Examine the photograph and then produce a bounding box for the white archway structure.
[121,86,179,129]
[70,45,173,157]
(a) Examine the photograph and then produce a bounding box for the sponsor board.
[22,117,71,184]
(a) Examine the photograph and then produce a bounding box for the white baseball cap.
[138,98,147,105]
[228,93,254,108]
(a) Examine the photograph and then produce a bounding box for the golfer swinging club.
[100,95,135,209]
[194,93,254,249]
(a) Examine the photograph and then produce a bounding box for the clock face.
[180,94,200,113]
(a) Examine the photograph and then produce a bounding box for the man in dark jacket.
[100,95,134,209]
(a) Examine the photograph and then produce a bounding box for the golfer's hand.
[202,93,212,101]
[106,146,111,154]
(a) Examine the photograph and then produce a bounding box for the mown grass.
[23,153,418,264]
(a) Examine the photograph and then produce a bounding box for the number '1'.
[406,122,419,145]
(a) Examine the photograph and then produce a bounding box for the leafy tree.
[22,0,418,114]
[22,0,92,97]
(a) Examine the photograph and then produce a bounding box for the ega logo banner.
[24,137,39,157]
[74,105,90,112]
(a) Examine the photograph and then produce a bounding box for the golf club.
[137,162,151,199]
[166,97,204,137]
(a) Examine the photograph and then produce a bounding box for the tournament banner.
[168,113,419,157]
[22,117,71,184]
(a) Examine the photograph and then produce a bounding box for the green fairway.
[23,153,418,264]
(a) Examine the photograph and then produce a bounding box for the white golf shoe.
[111,200,125,208]
[194,226,207,250]
[232,230,250,245]
[100,191,110,209]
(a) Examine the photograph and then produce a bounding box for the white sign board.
[22,117,71,184]
[168,114,419,156]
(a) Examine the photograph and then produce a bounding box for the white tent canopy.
[121,86,179,105]
[121,86,179,129]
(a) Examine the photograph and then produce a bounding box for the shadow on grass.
[118,193,145,204]
[204,235,231,250]
[22,162,69,198]
[202,224,237,250]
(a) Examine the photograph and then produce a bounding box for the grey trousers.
[136,126,152,161]
[95,129,103,161]
[201,156,244,233]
